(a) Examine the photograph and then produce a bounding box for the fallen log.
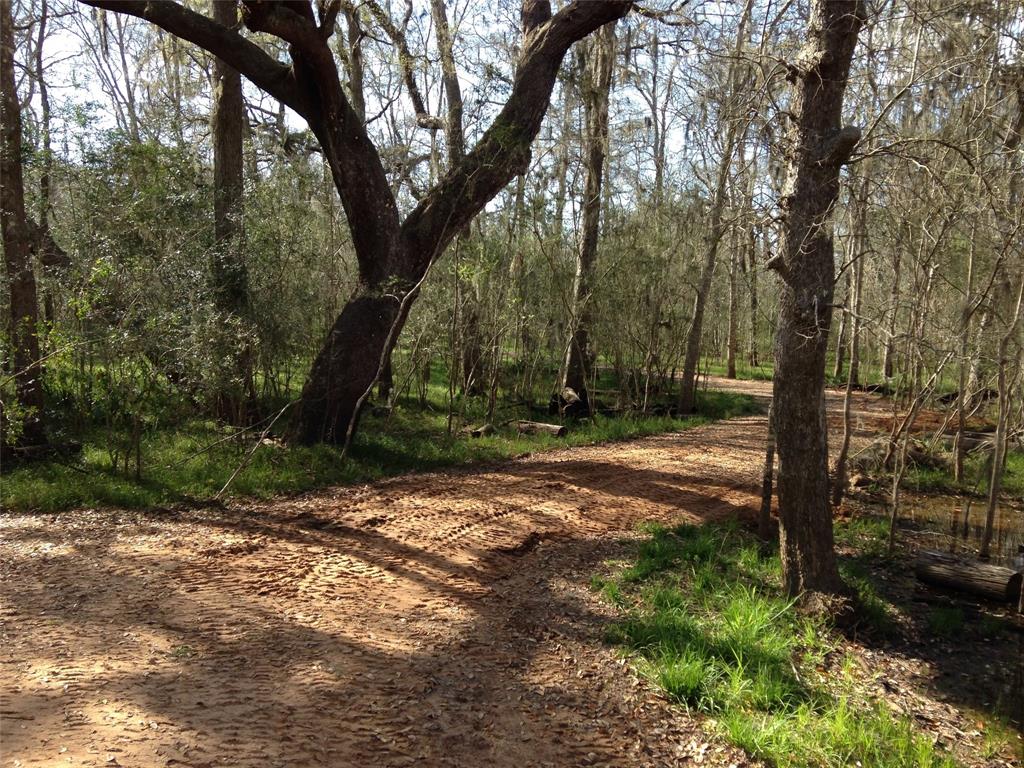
[915,550,1022,603]
[459,423,495,438]
[516,420,567,437]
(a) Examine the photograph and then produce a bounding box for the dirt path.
[0,378,877,767]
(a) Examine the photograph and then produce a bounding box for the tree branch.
[401,0,633,263]
[78,0,305,115]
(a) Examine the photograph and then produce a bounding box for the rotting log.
[460,423,495,438]
[915,551,1022,603]
[516,421,567,437]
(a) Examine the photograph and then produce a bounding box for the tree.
[677,0,753,413]
[1,0,48,450]
[80,0,635,445]
[563,21,616,404]
[210,0,256,423]
[768,0,865,600]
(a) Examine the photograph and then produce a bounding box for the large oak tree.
[79,0,634,444]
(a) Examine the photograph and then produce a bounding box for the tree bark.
[564,21,615,401]
[1,0,47,449]
[768,0,864,599]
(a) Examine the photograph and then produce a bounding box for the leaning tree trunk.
[1,0,47,449]
[564,21,615,402]
[768,0,865,600]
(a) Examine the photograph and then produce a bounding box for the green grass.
[905,451,1024,497]
[926,607,964,638]
[596,522,958,768]
[0,389,758,513]
[701,358,775,381]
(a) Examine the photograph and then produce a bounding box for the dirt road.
[0,378,819,767]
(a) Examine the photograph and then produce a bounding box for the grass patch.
[597,522,957,767]
[1,390,757,513]
[926,607,964,638]
[905,450,1024,497]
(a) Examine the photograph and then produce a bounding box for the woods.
[2,0,1024,765]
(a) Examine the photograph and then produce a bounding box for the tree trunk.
[748,225,759,367]
[979,273,1024,560]
[759,404,776,541]
[832,270,849,380]
[953,224,976,483]
[564,21,615,401]
[341,5,366,123]
[769,0,864,599]
[211,0,255,423]
[678,0,752,412]
[1,0,47,449]
[847,244,864,388]
[882,250,901,380]
[916,552,1022,603]
[726,234,739,379]
[292,290,407,444]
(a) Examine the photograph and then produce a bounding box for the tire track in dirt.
[2,378,885,767]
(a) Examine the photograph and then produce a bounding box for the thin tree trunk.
[1,0,47,449]
[832,270,849,381]
[678,0,752,412]
[882,250,901,380]
[979,273,1024,560]
[726,232,739,379]
[564,21,615,402]
[768,0,865,600]
[759,404,776,541]
[953,220,977,483]
[748,225,759,367]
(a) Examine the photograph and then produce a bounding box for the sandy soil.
[0,378,1006,767]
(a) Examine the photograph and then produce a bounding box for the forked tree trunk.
[1,0,47,449]
[769,0,864,599]
[564,21,615,401]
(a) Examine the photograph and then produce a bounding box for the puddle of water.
[903,492,1024,567]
